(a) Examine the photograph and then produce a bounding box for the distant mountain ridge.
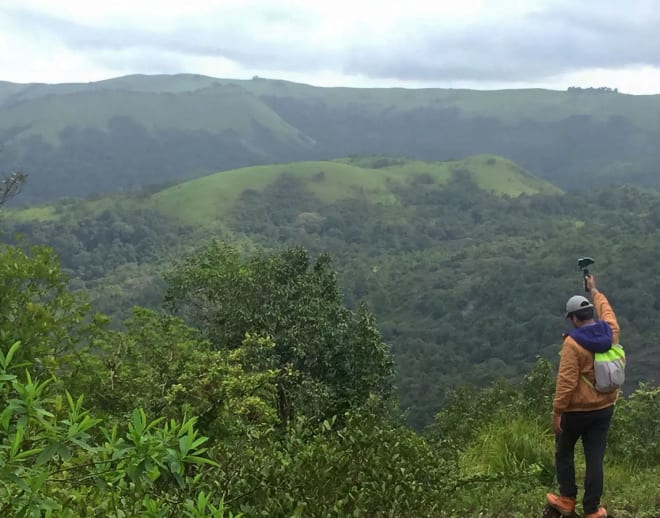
[1,74,660,205]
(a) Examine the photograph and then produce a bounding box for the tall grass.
[453,412,660,517]
[460,414,555,483]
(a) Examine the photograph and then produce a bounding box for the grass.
[339,155,561,195]
[96,74,219,93]
[603,463,660,517]
[150,155,561,226]
[453,416,660,517]
[150,160,396,226]
[0,85,305,145]
[459,415,555,479]
[7,205,59,222]
[233,78,660,127]
[4,155,561,228]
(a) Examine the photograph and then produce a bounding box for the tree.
[0,342,232,517]
[0,243,95,378]
[163,242,394,423]
[80,307,281,439]
[0,171,27,207]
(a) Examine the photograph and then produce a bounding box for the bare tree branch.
[0,171,27,207]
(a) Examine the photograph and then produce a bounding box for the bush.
[608,383,660,467]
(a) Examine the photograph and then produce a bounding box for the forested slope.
[3,156,659,429]
[0,238,658,516]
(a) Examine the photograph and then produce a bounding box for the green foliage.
[0,242,94,376]
[4,205,192,283]
[426,360,659,517]
[222,400,454,517]
[73,308,280,441]
[0,242,659,516]
[182,493,241,518]
[6,168,660,430]
[0,83,307,205]
[152,155,558,226]
[79,308,206,417]
[0,342,231,517]
[164,333,280,439]
[460,416,555,483]
[425,379,519,460]
[164,242,394,423]
[608,383,660,467]
[518,357,556,418]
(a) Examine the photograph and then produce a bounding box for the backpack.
[581,344,626,393]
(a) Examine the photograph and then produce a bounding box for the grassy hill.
[2,74,660,205]
[152,155,560,225]
[10,155,560,227]
[0,84,306,146]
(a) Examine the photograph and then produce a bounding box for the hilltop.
[151,155,560,226]
[1,74,660,205]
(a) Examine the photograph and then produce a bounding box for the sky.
[1,0,660,94]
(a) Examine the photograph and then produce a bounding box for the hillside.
[2,233,659,516]
[4,74,660,127]
[3,155,659,430]
[2,74,660,205]
[0,85,306,146]
[9,155,559,226]
[150,155,561,225]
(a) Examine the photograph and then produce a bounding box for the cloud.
[2,0,660,84]
[344,1,660,81]
[0,3,334,71]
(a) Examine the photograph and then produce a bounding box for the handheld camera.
[577,257,594,292]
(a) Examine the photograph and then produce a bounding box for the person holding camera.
[546,275,619,518]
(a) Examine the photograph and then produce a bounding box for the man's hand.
[552,414,563,435]
[585,274,596,293]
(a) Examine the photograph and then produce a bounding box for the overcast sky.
[2,0,660,94]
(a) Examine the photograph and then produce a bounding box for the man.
[546,275,619,518]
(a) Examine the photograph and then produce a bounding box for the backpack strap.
[581,374,595,388]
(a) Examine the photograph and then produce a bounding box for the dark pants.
[555,405,614,514]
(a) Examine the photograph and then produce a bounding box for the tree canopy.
[1,241,658,516]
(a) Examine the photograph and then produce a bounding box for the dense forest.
[1,235,658,516]
[3,161,660,430]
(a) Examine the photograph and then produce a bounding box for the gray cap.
[565,295,593,317]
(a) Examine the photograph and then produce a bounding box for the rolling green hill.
[151,155,561,225]
[2,74,660,205]
[10,155,560,227]
[0,84,306,146]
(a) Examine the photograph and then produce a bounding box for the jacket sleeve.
[593,290,620,344]
[553,339,580,415]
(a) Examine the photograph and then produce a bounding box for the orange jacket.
[552,289,620,415]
